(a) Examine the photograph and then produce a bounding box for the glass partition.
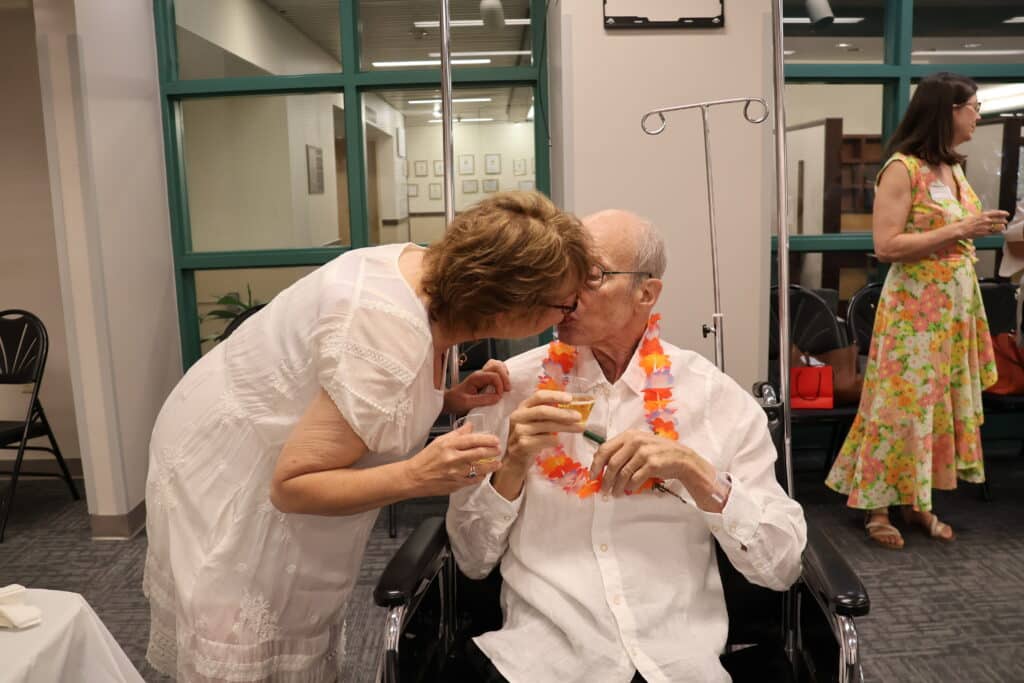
[783,0,885,64]
[180,93,351,251]
[175,0,343,79]
[359,0,532,71]
[365,85,535,245]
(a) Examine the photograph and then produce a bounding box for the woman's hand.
[953,210,1010,239]
[443,359,511,416]
[505,390,581,470]
[403,424,502,496]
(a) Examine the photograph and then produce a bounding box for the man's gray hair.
[633,218,667,282]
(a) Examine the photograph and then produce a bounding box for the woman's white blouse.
[447,342,807,683]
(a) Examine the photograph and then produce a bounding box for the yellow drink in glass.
[558,396,595,423]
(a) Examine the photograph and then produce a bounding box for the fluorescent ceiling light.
[429,117,494,123]
[783,17,864,24]
[1003,16,1024,23]
[527,104,534,120]
[428,51,531,58]
[783,50,797,56]
[372,59,491,67]
[911,49,1024,57]
[413,18,530,28]
[977,84,1024,114]
[408,97,493,104]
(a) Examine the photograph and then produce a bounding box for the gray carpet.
[2,454,1023,682]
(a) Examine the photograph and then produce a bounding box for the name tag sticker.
[929,181,956,202]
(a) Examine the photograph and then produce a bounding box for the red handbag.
[988,332,1024,395]
[790,365,835,409]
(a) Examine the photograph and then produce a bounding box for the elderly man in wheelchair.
[375,210,869,683]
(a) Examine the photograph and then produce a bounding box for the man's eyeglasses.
[954,101,982,113]
[587,269,654,287]
[544,295,579,316]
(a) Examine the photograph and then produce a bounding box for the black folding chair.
[0,310,79,542]
[844,283,884,360]
[769,286,858,476]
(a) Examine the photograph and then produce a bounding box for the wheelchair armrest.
[373,516,449,608]
[801,523,870,618]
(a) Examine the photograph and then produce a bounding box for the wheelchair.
[373,393,870,683]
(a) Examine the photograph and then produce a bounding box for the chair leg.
[37,402,79,500]
[388,503,398,539]
[0,441,29,543]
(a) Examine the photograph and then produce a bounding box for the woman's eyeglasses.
[544,296,579,316]
[954,101,982,113]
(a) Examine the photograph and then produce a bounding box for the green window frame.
[153,0,551,368]
[781,0,1024,256]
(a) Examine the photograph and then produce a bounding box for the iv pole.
[640,98,769,374]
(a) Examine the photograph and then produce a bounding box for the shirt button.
[602,494,610,502]
[600,543,608,552]
[504,515,512,521]
[613,595,622,605]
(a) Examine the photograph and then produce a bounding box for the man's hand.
[491,389,582,500]
[589,430,723,510]
[444,359,511,416]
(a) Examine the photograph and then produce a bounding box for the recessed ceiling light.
[911,49,1024,57]
[427,51,531,58]
[413,18,530,29]
[783,17,864,24]
[371,59,491,67]
[783,50,797,56]
[407,97,493,104]
[429,117,494,123]
[835,42,853,48]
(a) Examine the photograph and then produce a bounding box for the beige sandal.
[865,513,904,550]
[903,509,955,542]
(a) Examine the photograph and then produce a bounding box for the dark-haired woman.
[143,192,595,681]
[826,72,1010,549]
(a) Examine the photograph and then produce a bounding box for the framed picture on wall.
[482,179,498,193]
[407,183,419,197]
[462,179,479,194]
[459,154,475,175]
[414,160,428,177]
[306,145,324,194]
[429,182,442,200]
[513,158,527,176]
[517,180,535,192]
[433,160,444,176]
[484,153,501,175]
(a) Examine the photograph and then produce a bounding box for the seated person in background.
[447,210,808,683]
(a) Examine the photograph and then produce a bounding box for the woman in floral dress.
[826,73,1010,549]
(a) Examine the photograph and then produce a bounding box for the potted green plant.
[201,285,263,343]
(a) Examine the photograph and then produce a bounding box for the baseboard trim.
[90,499,146,540]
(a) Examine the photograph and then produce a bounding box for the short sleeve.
[312,300,432,456]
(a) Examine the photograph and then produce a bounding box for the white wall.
[785,83,883,135]
[34,0,179,528]
[0,7,80,464]
[550,2,774,389]
[787,123,827,289]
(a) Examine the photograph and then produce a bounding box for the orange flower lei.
[535,314,678,498]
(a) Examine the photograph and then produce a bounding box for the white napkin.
[0,584,42,629]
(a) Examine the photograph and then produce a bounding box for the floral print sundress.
[826,153,997,512]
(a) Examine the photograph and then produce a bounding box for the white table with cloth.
[0,589,143,683]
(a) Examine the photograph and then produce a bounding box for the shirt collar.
[573,344,647,397]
